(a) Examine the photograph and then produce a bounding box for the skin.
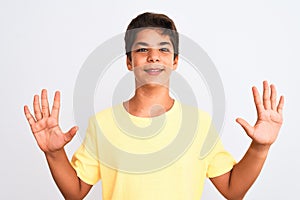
[24,91,92,200]
[24,28,284,200]
[210,82,284,199]
[124,29,178,117]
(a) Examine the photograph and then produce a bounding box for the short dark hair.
[125,12,179,60]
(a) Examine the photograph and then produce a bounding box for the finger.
[270,84,277,110]
[252,86,264,115]
[277,96,284,115]
[51,91,60,120]
[236,118,254,138]
[41,89,50,117]
[262,81,271,110]
[24,105,36,126]
[33,95,42,121]
[64,126,78,143]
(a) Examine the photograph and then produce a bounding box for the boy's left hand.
[236,81,284,146]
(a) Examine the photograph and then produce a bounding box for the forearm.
[45,149,86,200]
[228,142,270,199]
[210,82,284,199]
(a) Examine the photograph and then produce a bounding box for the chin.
[137,80,170,89]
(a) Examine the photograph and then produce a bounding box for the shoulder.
[174,101,214,140]
[89,103,125,124]
[175,100,212,122]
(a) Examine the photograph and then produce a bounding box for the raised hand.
[236,81,284,146]
[24,89,78,154]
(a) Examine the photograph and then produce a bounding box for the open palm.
[24,89,77,153]
[236,81,284,145]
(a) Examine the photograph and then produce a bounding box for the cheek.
[163,56,176,66]
[163,53,175,61]
[131,54,145,66]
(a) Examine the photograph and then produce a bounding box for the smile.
[144,68,164,75]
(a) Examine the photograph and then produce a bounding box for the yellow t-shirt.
[71,101,235,200]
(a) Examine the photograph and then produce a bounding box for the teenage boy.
[24,12,284,200]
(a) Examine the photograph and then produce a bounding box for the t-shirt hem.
[76,170,99,186]
[70,161,99,186]
[207,164,235,179]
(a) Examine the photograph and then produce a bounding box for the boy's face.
[127,28,178,87]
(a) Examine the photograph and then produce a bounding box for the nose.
[147,49,160,62]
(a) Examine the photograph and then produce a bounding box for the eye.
[136,48,148,52]
[160,48,170,52]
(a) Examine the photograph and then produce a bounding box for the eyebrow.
[133,41,172,47]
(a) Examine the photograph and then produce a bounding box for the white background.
[1,0,299,199]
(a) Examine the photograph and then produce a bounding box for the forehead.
[133,28,172,45]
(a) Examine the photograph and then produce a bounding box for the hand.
[236,81,284,146]
[24,89,78,154]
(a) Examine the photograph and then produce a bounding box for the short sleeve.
[71,117,101,185]
[206,140,236,178]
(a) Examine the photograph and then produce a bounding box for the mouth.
[143,64,165,75]
[144,68,164,75]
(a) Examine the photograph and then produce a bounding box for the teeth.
[145,69,163,72]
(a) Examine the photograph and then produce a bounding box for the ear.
[172,55,179,70]
[126,56,133,71]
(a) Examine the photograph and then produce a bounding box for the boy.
[24,12,284,199]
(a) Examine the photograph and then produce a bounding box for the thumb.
[64,126,78,143]
[236,118,254,138]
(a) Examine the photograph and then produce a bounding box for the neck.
[124,84,174,117]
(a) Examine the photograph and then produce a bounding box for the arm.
[45,149,92,200]
[24,89,92,200]
[210,81,284,200]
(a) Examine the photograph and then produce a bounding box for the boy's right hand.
[24,89,78,155]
